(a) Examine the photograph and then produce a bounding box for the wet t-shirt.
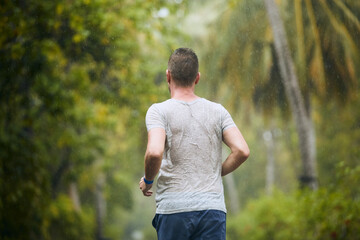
[146,98,236,214]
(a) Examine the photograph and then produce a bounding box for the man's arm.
[139,128,166,196]
[221,127,250,176]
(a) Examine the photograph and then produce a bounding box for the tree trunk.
[264,0,318,190]
[95,172,106,240]
[51,146,72,198]
[69,182,81,212]
[263,130,275,195]
[224,174,240,214]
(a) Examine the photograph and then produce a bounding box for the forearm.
[222,127,250,176]
[221,151,248,176]
[144,151,162,181]
[143,128,165,181]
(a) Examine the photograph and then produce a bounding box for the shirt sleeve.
[220,105,236,132]
[145,104,166,131]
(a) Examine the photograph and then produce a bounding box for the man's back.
[146,98,236,214]
[139,48,249,240]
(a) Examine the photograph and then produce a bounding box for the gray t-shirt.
[146,98,236,214]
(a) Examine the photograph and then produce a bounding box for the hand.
[139,177,153,197]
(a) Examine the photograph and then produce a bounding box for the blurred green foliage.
[227,163,360,240]
[0,0,178,239]
[43,195,95,240]
[203,0,360,115]
[200,0,360,192]
[197,0,360,238]
[1,0,360,239]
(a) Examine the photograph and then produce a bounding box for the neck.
[170,85,199,102]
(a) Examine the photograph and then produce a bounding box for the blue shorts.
[152,210,226,240]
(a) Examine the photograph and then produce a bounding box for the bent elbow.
[234,147,250,161]
[243,147,250,159]
[146,150,163,161]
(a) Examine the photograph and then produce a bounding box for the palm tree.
[264,0,317,189]
[202,0,360,189]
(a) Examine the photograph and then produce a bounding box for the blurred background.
[1,0,359,239]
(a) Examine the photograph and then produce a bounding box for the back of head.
[168,48,199,87]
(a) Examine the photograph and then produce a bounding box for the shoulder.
[199,98,228,112]
[146,99,175,120]
[199,98,220,107]
[145,100,173,130]
[147,99,171,111]
[150,99,173,108]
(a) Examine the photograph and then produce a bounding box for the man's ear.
[195,72,200,85]
[166,69,171,84]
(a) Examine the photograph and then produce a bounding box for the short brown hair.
[168,48,199,87]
